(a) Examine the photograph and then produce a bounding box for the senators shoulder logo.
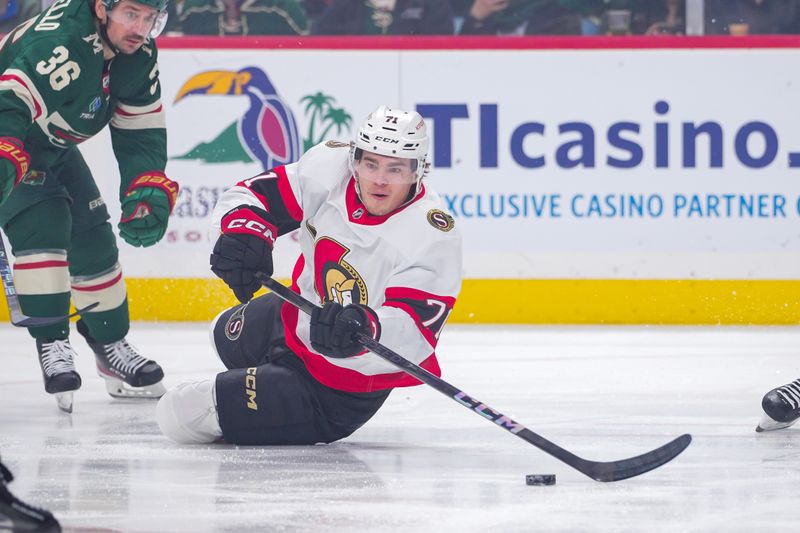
[427,209,455,232]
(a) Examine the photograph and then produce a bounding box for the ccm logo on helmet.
[374,136,400,144]
[225,218,276,241]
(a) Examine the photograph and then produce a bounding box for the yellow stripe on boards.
[1,279,799,325]
[452,279,800,325]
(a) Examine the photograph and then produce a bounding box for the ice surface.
[1,323,799,532]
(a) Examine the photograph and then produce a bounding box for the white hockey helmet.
[350,105,430,194]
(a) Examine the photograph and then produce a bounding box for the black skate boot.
[35,339,81,414]
[756,378,800,432]
[0,458,61,533]
[76,320,165,399]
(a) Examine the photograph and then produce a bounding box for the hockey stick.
[258,274,692,482]
[0,232,99,327]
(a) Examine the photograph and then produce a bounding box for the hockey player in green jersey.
[0,0,178,412]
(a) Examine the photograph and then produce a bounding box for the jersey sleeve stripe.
[385,286,457,307]
[275,166,303,221]
[54,130,90,143]
[111,103,166,130]
[116,101,164,115]
[0,70,46,121]
[384,287,457,347]
[383,300,439,348]
[232,169,301,234]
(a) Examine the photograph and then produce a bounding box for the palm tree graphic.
[301,92,351,150]
[318,108,353,142]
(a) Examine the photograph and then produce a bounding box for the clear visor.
[107,5,169,39]
[351,153,419,185]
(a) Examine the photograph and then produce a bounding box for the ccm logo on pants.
[245,367,257,411]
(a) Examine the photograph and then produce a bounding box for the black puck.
[526,474,556,486]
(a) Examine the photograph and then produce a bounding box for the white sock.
[156,380,223,444]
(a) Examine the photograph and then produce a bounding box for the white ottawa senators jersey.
[212,141,463,392]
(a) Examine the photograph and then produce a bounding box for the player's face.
[99,0,161,54]
[354,153,416,216]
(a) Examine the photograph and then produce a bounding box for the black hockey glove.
[210,205,277,303]
[310,302,380,358]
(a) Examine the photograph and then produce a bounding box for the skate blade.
[756,412,799,432]
[55,392,73,413]
[103,378,166,400]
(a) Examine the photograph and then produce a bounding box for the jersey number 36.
[36,46,81,91]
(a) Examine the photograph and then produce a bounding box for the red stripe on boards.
[156,35,800,51]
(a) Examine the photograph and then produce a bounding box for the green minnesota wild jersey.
[0,0,167,194]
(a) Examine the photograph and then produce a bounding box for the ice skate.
[756,378,800,432]
[76,320,166,400]
[0,458,61,533]
[35,339,82,414]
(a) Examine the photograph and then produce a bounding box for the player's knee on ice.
[156,380,223,444]
[208,294,284,370]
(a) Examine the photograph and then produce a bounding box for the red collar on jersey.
[345,177,425,225]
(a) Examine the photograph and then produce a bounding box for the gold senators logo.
[325,267,365,306]
[427,209,455,232]
[314,238,368,306]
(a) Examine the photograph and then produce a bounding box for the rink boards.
[2,36,800,324]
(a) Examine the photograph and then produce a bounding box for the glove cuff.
[355,304,381,342]
[124,171,179,213]
[0,137,30,185]
[220,205,278,248]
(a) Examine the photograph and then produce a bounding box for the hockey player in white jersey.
[156,106,462,444]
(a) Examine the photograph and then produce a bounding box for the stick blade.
[584,433,692,482]
[10,314,65,327]
[9,302,99,328]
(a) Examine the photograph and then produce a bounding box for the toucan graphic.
[173,67,301,170]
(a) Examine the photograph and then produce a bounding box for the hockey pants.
[0,149,129,342]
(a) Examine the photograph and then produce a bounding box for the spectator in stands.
[303,0,331,23]
[563,0,609,35]
[179,0,310,35]
[705,0,800,35]
[631,0,685,35]
[0,0,48,34]
[457,0,583,36]
[163,0,185,34]
[313,0,453,35]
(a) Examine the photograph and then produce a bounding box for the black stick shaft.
[257,274,691,482]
